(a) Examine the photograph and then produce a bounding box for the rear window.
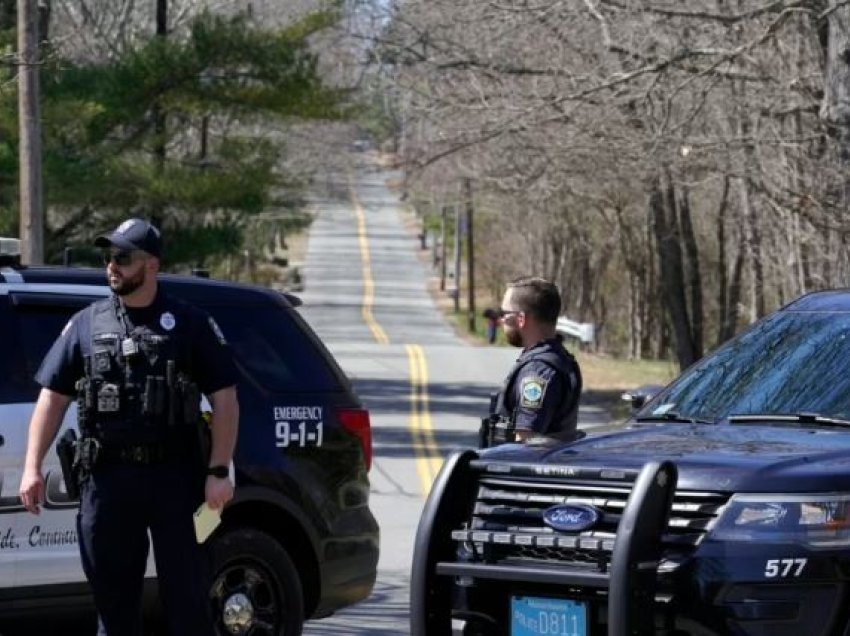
[206,304,339,393]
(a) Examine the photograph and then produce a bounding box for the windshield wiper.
[728,412,850,428]
[635,411,715,425]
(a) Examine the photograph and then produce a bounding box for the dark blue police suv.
[0,249,378,636]
[412,289,850,636]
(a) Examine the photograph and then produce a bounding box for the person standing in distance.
[490,276,582,443]
[18,218,240,636]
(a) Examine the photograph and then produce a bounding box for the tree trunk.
[0,0,13,31]
[650,173,696,369]
[715,176,731,343]
[820,1,850,170]
[37,0,48,43]
[740,176,766,319]
[678,186,703,360]
[644,212,657,358]
[719,228,745,346]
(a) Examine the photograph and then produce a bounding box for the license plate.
[511,595,588,636]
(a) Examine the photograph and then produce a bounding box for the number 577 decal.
[764,558,807,578]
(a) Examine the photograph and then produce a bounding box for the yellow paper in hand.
[193,503,221,543]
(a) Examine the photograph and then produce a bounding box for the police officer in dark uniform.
[19,218,240,636]
[481,276,582,446]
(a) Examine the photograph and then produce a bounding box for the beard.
[506,329,523,348]
[109,265,146,296]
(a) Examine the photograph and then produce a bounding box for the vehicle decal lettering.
[274,406,322,420]
[28,525,78,547]
[0,528,19,550]
[764,558,807,578]
[274,406,324,448]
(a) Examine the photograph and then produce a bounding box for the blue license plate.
[511,595,588,636]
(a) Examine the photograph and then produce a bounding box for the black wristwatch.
[206,465,229,479]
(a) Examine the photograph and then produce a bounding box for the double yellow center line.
[350,176,442,494]
[350,178,389,345]
[407,344,443,493]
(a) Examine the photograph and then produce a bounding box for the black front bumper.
[410,451,677,635]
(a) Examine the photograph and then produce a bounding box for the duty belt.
[99,443,172,465]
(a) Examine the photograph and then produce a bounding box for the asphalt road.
[297,166,611,635]
[1,165,610,636]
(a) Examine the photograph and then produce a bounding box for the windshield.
[640,311,850,422]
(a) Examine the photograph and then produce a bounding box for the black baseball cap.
[94,218,162,258]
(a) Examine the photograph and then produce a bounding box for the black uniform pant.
[77,462,213,636]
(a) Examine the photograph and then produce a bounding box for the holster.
[56,429,80,501]
[479,414,516,448]
[75,437,102,473]
[479,416,493,449]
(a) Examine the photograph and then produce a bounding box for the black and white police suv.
[412,289,850,636]
[0,238,378,635]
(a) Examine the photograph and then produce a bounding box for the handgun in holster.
[56,429,80,501]
[479,415,516,448]
[479,393,517,448]
[479,414,497,448]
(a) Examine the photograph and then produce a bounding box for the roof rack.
[0,237,22,267]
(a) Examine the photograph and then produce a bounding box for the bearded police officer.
[482,276,582,446]
[19,218,239,635]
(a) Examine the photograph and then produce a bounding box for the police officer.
[487,276,582,444]
[18,218,239,636]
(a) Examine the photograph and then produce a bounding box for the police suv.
[0,238,378,635]
[412,289,850,636]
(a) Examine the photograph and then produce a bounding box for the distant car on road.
[413,289,850,636]
[0,240,379,636]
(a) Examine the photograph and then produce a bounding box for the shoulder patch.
[208,317,227,345]
[520,376,547,408]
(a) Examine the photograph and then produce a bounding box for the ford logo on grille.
[542,504,601,532]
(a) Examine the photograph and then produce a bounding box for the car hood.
[480,423,850,492]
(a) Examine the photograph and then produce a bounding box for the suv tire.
[209,529,304,636]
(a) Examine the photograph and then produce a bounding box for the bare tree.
[371,0,850,366]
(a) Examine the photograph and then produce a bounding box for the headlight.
[709,493,850,548]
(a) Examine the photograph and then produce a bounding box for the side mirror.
[621,384,664,411]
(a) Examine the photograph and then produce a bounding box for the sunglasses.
[102,250,139,267]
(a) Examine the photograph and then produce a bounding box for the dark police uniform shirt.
[507,337,581,437]
[36,290,238,398]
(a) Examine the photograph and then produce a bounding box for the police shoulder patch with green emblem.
[520,376,547,409]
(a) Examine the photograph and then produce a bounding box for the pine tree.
[0,9,346,267]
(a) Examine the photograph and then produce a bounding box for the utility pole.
[17,0,43,264]
[465,178,476,333]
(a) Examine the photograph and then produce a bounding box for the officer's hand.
[205,475,234,510]
[19,469,46,515]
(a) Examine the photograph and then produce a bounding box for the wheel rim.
[211,561,283,635]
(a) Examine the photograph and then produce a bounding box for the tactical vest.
[76,296,200,447]
[493,343,582,440]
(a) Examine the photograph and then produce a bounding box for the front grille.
[452,473,730,571]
